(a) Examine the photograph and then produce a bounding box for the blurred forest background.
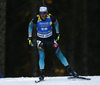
[0,0,100,77]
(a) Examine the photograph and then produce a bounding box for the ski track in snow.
[0,76,100,85]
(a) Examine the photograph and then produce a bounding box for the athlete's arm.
[51,16,59,34]
[54,20,59,34]
[28,16,37,37]
[28,21,34,37]
[28,16,37,46]
[51,16,60,41]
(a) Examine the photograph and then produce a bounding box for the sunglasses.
[40,12,46,14]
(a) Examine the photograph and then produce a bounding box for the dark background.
[5,0,100,77]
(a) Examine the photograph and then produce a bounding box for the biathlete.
[28,6,78,81]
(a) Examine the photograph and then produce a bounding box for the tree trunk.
[68,0,77,68]
[81,0,88,75]
[0,0,6,77]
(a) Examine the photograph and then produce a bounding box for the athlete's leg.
[38,49,45,69]
[38,49,45,80]
[49,39,78,77]
[56,48,69,66]
[49,39,69,66]
[37,40,45,80]
[56,48,78,76]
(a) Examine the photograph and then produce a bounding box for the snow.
[0,76,100,85]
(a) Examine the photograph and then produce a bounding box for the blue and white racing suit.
[28,13,69,69]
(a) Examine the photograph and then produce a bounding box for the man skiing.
[28,6,78,81]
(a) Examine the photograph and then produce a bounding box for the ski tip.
[87,78,91,80]
[35,81,38,83]
[67,77,71,79]
[35,80,40,83]
[35,79,44,83]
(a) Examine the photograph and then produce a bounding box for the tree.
[0,0,6,77]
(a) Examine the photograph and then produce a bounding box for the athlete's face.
[40,12,47,20]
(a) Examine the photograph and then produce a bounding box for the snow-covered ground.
[0,76,100,85]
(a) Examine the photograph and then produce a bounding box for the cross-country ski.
[68,76,91,80]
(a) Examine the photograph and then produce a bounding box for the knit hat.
[39,6,48,12]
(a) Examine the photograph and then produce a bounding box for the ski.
[68,76,91,80]
[35,80,44,83]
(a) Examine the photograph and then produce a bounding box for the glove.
[56,33,60,41]
[27,37,34,46]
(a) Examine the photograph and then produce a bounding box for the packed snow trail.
[0,76,100,85]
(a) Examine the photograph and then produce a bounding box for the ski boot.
[39,69,45,81]
[66,65,78,77]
